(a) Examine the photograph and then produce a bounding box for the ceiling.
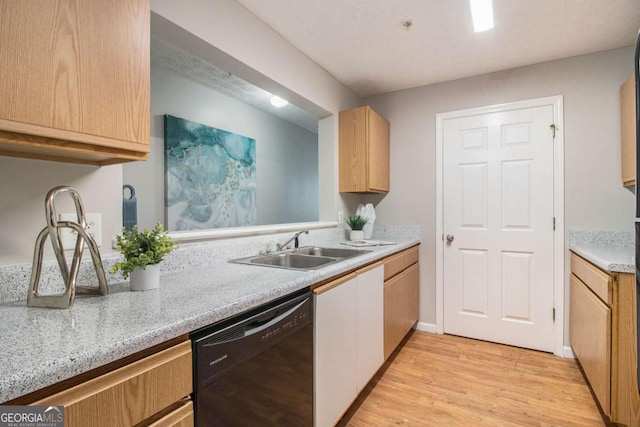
[151,36,319,133]
[235,0,640,97]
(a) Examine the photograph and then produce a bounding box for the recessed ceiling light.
[470,0,494,32]
[270,96,288,108]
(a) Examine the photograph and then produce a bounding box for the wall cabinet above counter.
[0,0,150,166]
[339,106,390,193]
[620,75,635,187]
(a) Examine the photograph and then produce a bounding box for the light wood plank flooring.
[337,331,605,426]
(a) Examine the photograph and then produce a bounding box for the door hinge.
[553,217,556,231]
[550,123,557,139]
[552,308,556,322]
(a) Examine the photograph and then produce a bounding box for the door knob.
[446,234,454,244]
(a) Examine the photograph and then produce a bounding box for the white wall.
[363,46,635,337]
[0,159,122,265]
[124,62,318,230]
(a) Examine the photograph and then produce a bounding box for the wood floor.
[337,331,605,426]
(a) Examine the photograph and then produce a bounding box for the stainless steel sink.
[229,246,371,271]
[295,246,370,258]
[250,253,336,269]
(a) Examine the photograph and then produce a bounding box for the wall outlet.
[338,211,344,223]
[58,213,102,249]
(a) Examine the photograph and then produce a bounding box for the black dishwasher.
[191,289,313,426]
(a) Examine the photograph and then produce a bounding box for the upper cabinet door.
[0,0,150,165]
[620,75,636,188]
[339,106,390,193]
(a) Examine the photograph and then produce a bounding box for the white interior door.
[443,105,555,352]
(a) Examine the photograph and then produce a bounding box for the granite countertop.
[0,227,419,403]
[569,230,634,274]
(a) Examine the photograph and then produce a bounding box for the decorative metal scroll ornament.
[27,187,109,309]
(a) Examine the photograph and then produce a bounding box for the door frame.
[435,95,565,356]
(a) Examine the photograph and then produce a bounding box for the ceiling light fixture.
[270,96,288,108]
[469,0,494,32]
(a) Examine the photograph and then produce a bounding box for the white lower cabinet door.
[314,276,358,427]
[356,265,384,392]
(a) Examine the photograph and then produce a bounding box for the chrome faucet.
[277,230,309,251]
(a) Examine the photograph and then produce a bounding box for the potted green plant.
[346,215,368,241]
[109,223,176,291]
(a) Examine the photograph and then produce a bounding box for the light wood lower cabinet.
[613,272,640,425]
[31,340,193,427]
[147,400,194,427]
[570,252,640,425]
[570,273,611,415]
[384,246,420,359]
[384,263,420,359]
[314,264,384,427]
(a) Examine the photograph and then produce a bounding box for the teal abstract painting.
[164,115,256,230]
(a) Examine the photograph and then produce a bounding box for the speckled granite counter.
[568,230,634,273]
[0,225,419,403]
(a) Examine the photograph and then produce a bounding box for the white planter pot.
[349,230,364,241]
[129,263,160,291]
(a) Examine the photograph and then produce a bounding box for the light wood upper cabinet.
[620,75,635,187]
[0,0,150,166]
[339,106,390,193]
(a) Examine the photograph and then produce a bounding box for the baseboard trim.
[562,345,574,359]
[413,323,570,358]
[413,324,575,359]
[416,322,438,333]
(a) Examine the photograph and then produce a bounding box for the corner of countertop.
[568,229,634,274]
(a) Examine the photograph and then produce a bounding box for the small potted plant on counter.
[110,223,176,291]
[346,215,368,241]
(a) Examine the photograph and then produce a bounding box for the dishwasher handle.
[194,292,312,387]
[243,298,309,337]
